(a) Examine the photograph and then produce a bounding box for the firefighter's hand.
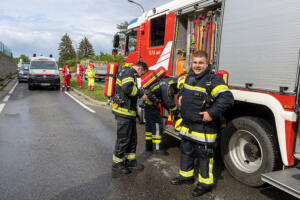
[141,94,147,100]
[178,96,182,106]
[199,112,213,122]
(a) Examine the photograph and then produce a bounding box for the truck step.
[261,168,300,199]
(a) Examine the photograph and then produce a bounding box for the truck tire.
[220,116,280,187]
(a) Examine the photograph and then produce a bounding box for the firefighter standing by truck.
[74,62,85,89]
[62,64,71,91]
[171,51,234,197]
[87,61,95,91]
[143,77,180,155]
[111,61,148,174]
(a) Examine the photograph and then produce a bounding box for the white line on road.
[64,91,96,113]
[0,103,5,113]
[3,95,10,102]
[8,82,18,94]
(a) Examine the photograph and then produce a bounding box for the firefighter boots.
[192,184,212,197]
[145,140,152,152]
[170,175,194,185]
[126,160,144,171]
[112,161,131,174]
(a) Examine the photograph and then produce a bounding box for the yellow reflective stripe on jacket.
[183,83,206,93]
[151,85,160,92]
[180,126,217,143]
[177,75,187,90]
[169,106,177,112]
[130,85,138,96]
[116,78,122,86]
[87,70,95,78]
[113,154,124,163]
[211,84,229,97]
[125,153,136,160]
[122,77,135,85]
[198,158,214,184]
[112,107,136,117]
[179,169,194,177]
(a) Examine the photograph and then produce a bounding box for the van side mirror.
[113,34,119,48]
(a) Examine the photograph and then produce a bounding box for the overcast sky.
[0,0,171,59]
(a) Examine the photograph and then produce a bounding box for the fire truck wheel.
[220,116,280,187]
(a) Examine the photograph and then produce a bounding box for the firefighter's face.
[133,65,145,77]
[192,57,208,75]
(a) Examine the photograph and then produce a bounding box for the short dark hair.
[134,60,148,72]
[193,50,208,63]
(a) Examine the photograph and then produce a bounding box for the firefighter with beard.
[111,61,148,174]
[170,51,234,197]
[143,77,180,155]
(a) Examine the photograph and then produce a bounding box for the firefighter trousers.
[179,139,214,189]
[113,116,137,164]
[144,105,162,151]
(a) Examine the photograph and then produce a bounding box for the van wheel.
[220,116,280,187]
[28,84,34,90]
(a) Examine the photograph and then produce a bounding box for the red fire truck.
[113,0,300,197]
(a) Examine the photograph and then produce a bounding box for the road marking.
[0,103,5,113]
[64,91,96,113]
[8,82,18,94]
[3,95,10,102]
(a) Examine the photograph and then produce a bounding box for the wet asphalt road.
[0,80,297,200]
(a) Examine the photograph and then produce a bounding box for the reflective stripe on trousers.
[179,169,194,178]
[199,158,214,185]
[113,154,124,163]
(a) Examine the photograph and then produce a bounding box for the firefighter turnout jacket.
[112,67,143,119]
[145,77,179,116]
[177,66,234,144]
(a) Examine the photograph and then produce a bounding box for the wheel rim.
[228,130,263,173]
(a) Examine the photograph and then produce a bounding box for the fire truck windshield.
[125,30,137,57]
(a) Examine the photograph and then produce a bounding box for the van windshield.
[30,61,57,69]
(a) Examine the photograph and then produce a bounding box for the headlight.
[19,71,24,75]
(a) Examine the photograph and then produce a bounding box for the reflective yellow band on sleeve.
[122,77,135,85]
[151,85,160,92]
[169,107,177,112]
[211,84,229,97]
[130,85,138,96]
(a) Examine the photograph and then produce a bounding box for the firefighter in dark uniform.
[170,51,234,196]
[111,61,148,174]
[143,77,180,155]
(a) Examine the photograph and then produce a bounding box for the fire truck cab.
[115,0,300,198]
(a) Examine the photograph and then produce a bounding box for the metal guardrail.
[0,41,12,57]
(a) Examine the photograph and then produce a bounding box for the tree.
[116,21,128,55]
[58,33,76,67]
[77,37,95,59]
[19,54,30,63]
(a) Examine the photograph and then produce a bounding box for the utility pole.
[128,0,145,13]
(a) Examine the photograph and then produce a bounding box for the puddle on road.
[147,157,177,178]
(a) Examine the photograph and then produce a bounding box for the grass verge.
[69,78,107,102]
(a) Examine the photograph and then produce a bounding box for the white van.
[28,54,60,90]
